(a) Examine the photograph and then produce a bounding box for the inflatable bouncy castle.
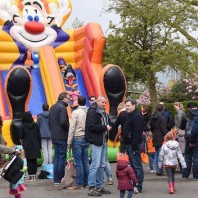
[0,0,127,160]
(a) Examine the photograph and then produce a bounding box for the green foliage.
[164,101,198,115]
[103,0,198,107]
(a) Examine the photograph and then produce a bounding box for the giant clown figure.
[0,0,127,153]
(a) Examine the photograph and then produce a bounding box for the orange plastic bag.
[141,152,149,164]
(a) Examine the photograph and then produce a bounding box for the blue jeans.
[148,152,156,170]
[120,189,134,198]
[105,146,112,180]
[154,147,163,174]
[126,144,144,190]
[52,140,67,183]
[182,143,198,179]
[72,137,89,186]
[88,143,106,188]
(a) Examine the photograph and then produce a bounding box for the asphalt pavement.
[0,163,198,198]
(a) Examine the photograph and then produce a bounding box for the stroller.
[61,158,76,189]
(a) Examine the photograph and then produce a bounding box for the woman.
[150,104,168,175]
[20,111,41,181]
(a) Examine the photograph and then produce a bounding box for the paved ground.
[0,163,198,198]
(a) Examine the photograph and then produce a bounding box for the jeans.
[72,137,89,186]
[126,144,144,190]
[148,152,155,170]
[154,147,163,174]
[120,189,134,198]
[41,139,52,166]
[88,143,106,188]
[52,140,67,183]
[182,143,198,179]
[105,146,112,180]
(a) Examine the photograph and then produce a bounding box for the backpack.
[0,154,23,184]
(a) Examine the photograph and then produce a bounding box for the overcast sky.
[66,0,119,35]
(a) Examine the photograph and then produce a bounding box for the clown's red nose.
[25,21,45,34]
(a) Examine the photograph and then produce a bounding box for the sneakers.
[68,185,84,190]
[54,183,60,187]
[134,187,139,194]
[26,175,36,182]
[150,170,156,174]
[193,178,198,181]
[97,187,111,194]
[88,187,101,196]
[156,172,163,176]
[108,178,113,185]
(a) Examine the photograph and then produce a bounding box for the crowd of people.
[0,93,198,198]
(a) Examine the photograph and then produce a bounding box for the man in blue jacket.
[49,92,70,186]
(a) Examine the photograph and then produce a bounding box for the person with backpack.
[182,102,198,180]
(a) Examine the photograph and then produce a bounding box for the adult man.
[49,92,70,186]
[67,96,89,189]
[122,99,144,194]
[85,96,112,196]
[182,103,198,180]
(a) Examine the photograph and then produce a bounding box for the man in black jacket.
[85,96,112,196]
[49,92,70,186]
[122,99,144,194]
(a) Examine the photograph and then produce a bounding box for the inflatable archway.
[0,0,127,161]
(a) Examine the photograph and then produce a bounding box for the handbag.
[0,154,23,184]
[141,152,149,164]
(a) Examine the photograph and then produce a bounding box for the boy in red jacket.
[116,155,138,198]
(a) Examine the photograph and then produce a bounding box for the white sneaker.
[134,187,139,194]
[150,170,156,173]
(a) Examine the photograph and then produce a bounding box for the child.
[9,145,27,198]
[116,153,138,198]
[158,130,186,194]
[147,131,156,173]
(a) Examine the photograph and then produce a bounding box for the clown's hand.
[0,0,19,22]
[56,0,72,27]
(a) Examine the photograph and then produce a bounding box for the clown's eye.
[34,16,39,22]
[27,15,33,21]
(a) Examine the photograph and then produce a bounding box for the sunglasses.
[90,100,95,102]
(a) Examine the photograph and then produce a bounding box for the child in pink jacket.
[116,158,138,198]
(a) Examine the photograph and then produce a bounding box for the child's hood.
[165,140,179,150]
[116,160,130,171]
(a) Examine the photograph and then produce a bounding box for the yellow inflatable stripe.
[39,59,52,107]
[39,50,56,105]
[0,53,19,64]
[0,64,14,71]
[2,120,13,146]
[54,41,75,52]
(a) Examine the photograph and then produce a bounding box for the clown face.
[10,0,57,52]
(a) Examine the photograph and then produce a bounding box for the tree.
[71,18,84,29]
[103,0,198,107]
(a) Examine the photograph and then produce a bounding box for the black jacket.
[114,110,128,134]
[20,122,41,159]
[122,109,144,150]
[141,111,151,132]
[150,111,168,148]
[85,103,111,146]
[49,100,69,141]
